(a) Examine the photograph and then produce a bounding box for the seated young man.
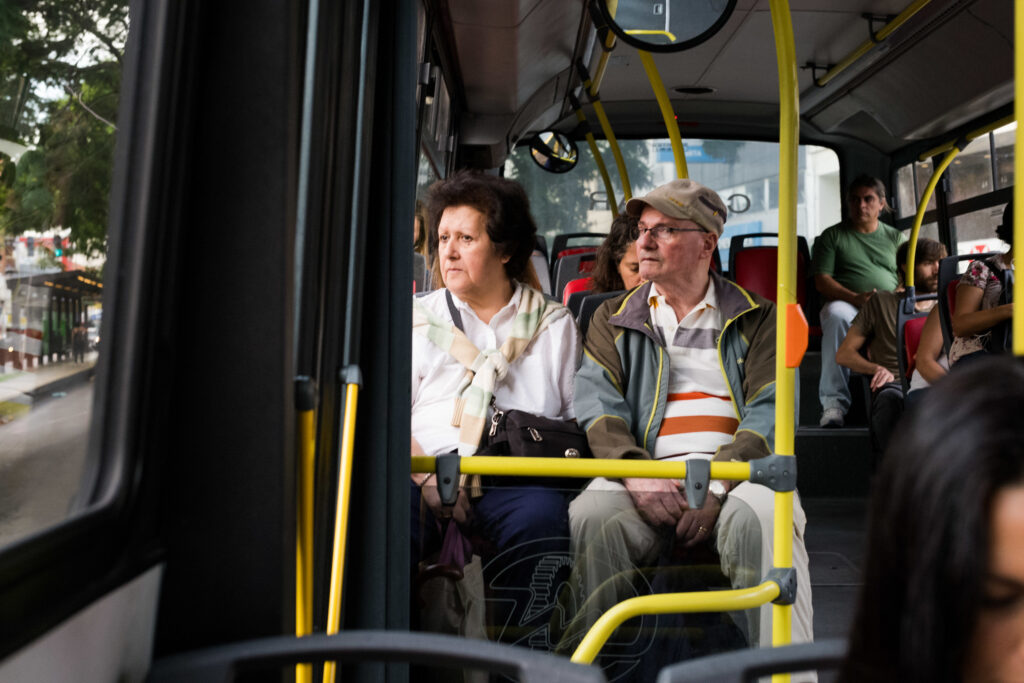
[834,238,946,455]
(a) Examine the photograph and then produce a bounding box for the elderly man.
[813,175,904,427]
[835,237,946,456]
[564,179,813,660]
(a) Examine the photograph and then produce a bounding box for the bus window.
[0,1,124,548]
[947,135,994,204]
[506,138,840,268]
[993,121,1015,189]
[954,203,1008,256]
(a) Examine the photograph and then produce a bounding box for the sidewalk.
[0,354,97,405]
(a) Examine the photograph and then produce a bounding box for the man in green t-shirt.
[812,175,905,427]
[834,238,946,455]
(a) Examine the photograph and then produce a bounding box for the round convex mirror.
[528,131,578,174]
[594,0,737,53]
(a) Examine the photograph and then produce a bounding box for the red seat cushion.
[562,277,594,305]
[903,316,928,376]
[555,246,598,260]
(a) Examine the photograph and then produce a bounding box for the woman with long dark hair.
[592,213,642,293]
[840,355,1024,682]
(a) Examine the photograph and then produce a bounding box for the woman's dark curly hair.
[425,170,537,283]
[995,200,1013,246]
[592,214,639,293]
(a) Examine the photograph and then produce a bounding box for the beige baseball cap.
[625,178,728,236]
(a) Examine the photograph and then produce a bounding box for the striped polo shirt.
[648,281,738,461]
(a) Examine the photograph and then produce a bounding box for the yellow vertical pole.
[295,404,316,683]
[323,381,361,683]
[574,104,619,216]
[637,50,689,180]
[579,61,633,201]
[1015,1,1023,356]
[769,1,798,678]
[905,147,960,287]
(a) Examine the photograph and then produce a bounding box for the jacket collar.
[608,271,760,344]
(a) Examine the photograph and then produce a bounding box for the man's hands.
[623,476,721,546]
[869,364,896,391]
[852,289,876,308]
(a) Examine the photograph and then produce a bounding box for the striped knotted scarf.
[413,285,568,456]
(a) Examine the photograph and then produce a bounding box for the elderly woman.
[592,214,643,293]
[841,355,1024,682]
[410,170,580,640]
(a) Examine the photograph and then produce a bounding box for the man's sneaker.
[819,408,845,428]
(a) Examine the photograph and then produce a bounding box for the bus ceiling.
[436,0,1011,170]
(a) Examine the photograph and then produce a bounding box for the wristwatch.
[709,480,728,504]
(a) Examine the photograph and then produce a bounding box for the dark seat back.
[896,293,936,395]
[553,252,597,299]
[577,290,624,338]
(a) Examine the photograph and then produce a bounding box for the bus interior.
[0,0,1018,681]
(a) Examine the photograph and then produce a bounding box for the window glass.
[993,122,1015,189]
[954,203,1008,256]
[0,1,126,546]
[505,139,841,270]
[895,163,916,219]
[947,134,993,204]
[913,160,937,213]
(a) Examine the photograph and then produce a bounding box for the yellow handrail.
[917,114,1014,162]
[637,50,689,180]
[571,582,781,664]
[295,406,316,683]
[770,0,799,674]
[626,29,677,42]
[815,0,931,87]
[410,454,751,482]
[905,146,960,288]
[579,64,633,201]
[323,380,361,683]
[574,105,619,217]
[1015,2,1023,357]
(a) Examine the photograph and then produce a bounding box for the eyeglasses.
[630,224,707,241]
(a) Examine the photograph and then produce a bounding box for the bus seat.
[937,252,998,355]
[896,292,936,395]
[534,234,548,260]
[553,252,596,299]
[412,252,428,293]
[562,276,593,306]
[727,233,809,306]
[578,290,624,338]
[550,232,606,264]
[529,250,552,294]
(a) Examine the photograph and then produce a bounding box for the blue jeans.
[819,300,859,412]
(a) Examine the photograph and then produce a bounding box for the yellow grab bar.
[905,146,960,287]
[571,582,781,664]
[815,0,931,87]
[579,62,633,200]
[295,384,316,683]
[1015,2,1023,357]
[323,376,361,683]
[410,454,751,482]
[573,102,619,217]
[637,50,689,180]
[917,114,1014,162]
[627,29,677,42]
[770,0,799,671]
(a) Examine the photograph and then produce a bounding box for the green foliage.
[0,0,127,257]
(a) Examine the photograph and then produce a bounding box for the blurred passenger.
[841,355,1024,683]
[950,201,1015,366]
[813,175,905,427]
[592,214,642,293]
[565,179,813,663]
[413,199,430,292]
[410,169,580,642]
[834,238,946,454]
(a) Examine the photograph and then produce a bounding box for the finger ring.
[698,525,708,534]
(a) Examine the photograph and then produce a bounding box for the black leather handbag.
[479,407,592,490]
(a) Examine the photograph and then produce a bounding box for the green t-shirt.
[812,221,904,294]
[850,290,900,377]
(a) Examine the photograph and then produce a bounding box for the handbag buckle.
[527,427,543,442]
[489,409,504,437]
[564,448,581,458]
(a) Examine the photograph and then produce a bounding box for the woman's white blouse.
[411,284,581,457]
